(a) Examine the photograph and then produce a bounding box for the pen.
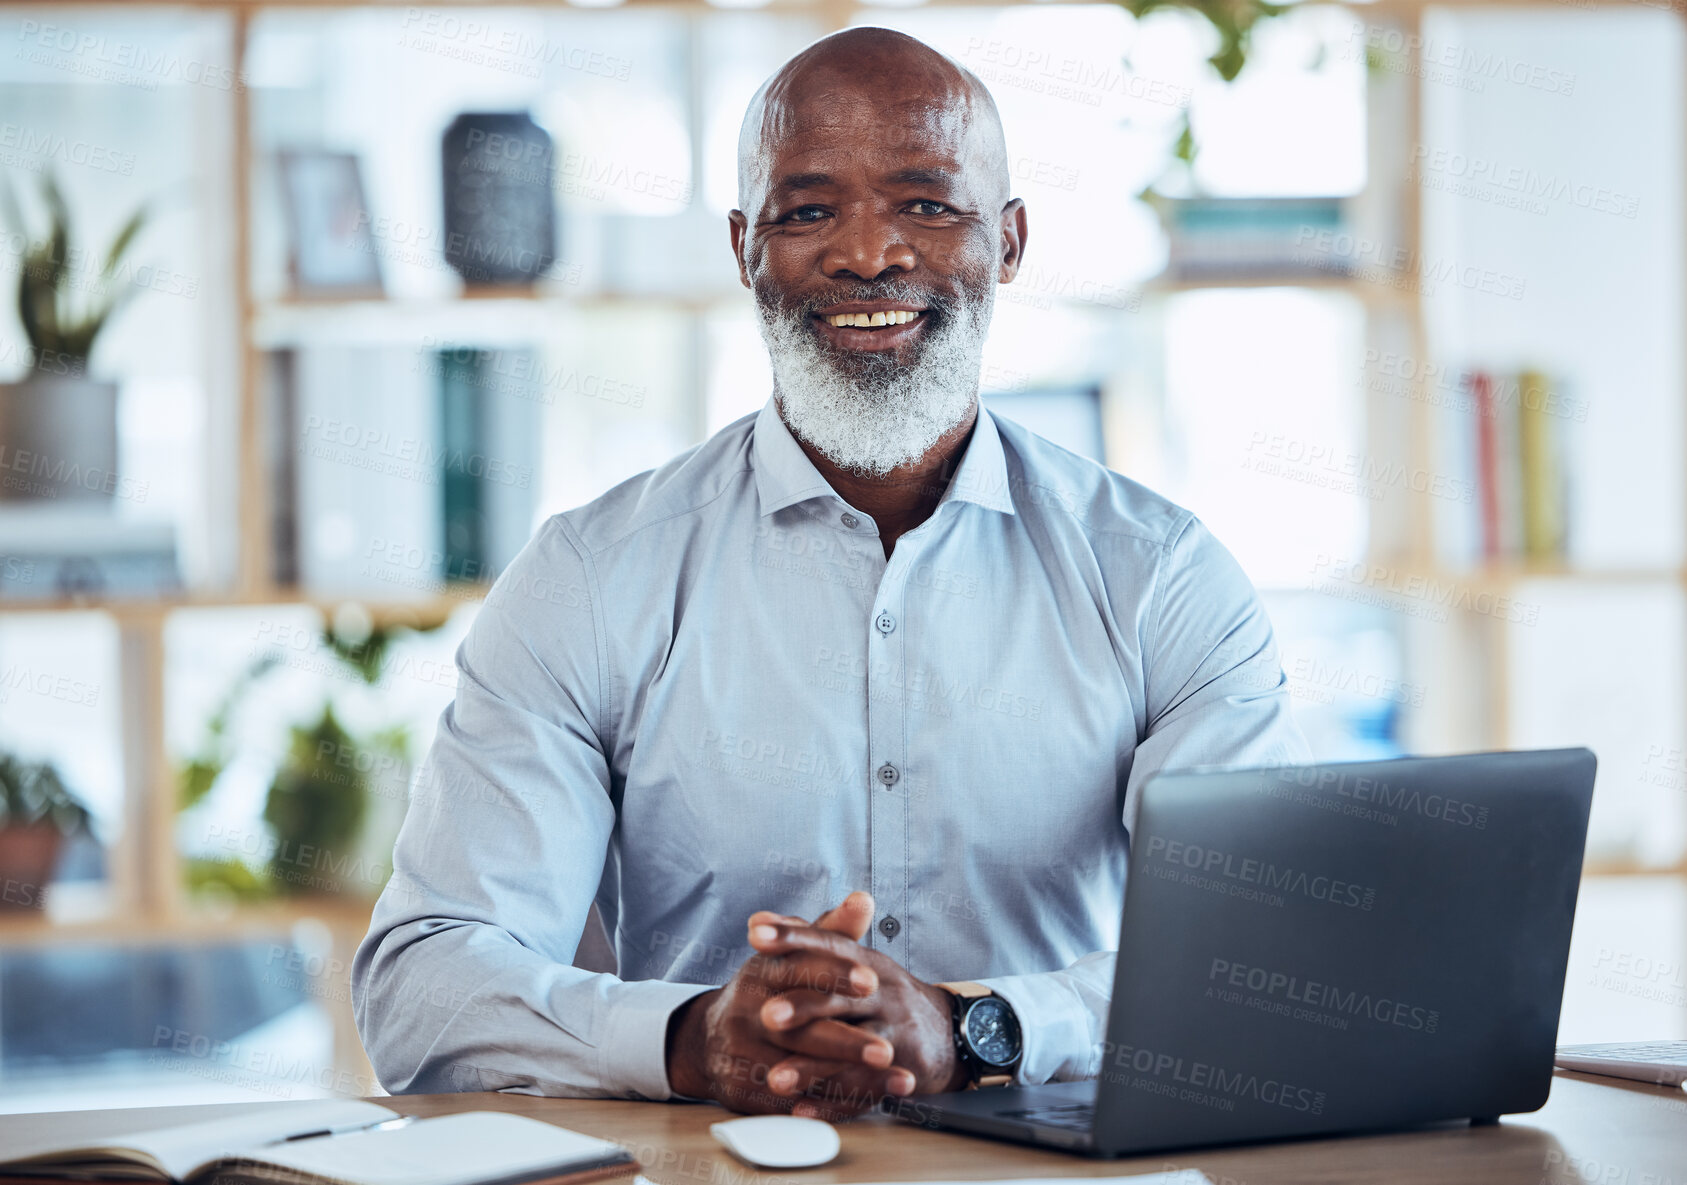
[268,1115,417,1145]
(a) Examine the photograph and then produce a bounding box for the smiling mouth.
[818,310,923,328]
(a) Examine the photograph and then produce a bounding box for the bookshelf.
[0,0,1683,1097]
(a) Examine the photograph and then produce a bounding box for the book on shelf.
[1161,196,1350,282]
[0,1099,638,1185]
[1518,369,1567,560]
[1434,366,1575,569]
[437,347,542,585]
[272,345,540,600]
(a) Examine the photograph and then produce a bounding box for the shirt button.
[878,915,901,940]
[875,612,896,635]
[840,512,859,529]
[876,762,899,788]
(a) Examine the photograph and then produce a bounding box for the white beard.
[756,281,994,477]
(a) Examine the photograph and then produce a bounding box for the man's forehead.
[737,29,1009,212]
[764,93,975,162]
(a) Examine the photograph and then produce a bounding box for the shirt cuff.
[973,971,1097,1086]
[599,979,716,1101]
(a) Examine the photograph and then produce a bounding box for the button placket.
[865,542,917,951]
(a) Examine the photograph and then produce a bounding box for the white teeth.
[824,310,920,328]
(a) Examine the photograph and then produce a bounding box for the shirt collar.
[751,398,839,516]
[751,396,1017,518]
[941,400,1017,515]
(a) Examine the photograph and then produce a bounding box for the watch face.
[964,997,1022,1068]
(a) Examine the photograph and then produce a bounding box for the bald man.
[353,28,1306,1119]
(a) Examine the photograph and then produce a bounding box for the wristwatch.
[937,981,1022,1088]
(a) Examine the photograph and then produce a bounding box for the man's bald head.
[736,27,1010,217]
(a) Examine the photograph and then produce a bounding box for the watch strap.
[938,982,1016,1088]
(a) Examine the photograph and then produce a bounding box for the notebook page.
[245,1113,629,1185]
[133,1101,397,1180]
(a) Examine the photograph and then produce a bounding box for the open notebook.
[0,1100,639,1185]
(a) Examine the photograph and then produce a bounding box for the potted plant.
[0,169,148,503]
[0,752,92,911]
[180,614,420,903]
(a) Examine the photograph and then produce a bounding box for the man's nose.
[821,209,917,281]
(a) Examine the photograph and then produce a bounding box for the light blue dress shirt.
[353,397,1308,1101]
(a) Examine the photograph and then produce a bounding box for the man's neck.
[784,401,980,560]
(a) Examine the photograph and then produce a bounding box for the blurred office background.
[0,0,1682,1111]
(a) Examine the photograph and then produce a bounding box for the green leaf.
[3,171,156,365]
[1173,116,1198,166]
[262,706,371,896]
[178,758,224,810]
[101,204,147,277]
[186,856,273,902]
[40,171,70,280]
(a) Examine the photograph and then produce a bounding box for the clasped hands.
[664,890,970,1120]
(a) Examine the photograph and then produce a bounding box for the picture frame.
[277,149,384,298]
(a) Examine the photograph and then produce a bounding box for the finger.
[749,922,879,985]
[767,1055,916,1112]
[760,1015,895,1067]
[707,1038,820,1115]
[760,988,874,1032]
[791,1076,886,1123]
[813,890,875,942]
[764,1058,874,1123]
[747,910,810,930]
[756,950,878,997]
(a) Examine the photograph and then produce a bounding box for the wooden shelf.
[0,896,377,947]
[0,589,484,625]
[250,290,742,348]
[1146,271,1410,299]
[1258,565,1687,599]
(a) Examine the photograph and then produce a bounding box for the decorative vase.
[0,374,120,503]
[441,111,557,287]
[0,824,63,910]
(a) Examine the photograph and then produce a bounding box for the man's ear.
[729,210,753,290]
[998,198,1027,284]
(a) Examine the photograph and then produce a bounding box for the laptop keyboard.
[999,1102,1095,1131]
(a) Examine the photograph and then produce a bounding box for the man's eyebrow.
[772,171,835,197]
[886,167,958,189]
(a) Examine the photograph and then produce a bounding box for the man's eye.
[784,205,828,223]
[908,200,952,216]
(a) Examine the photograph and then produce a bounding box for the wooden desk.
[5,1071,1682,1184]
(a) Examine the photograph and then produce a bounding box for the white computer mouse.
[709,1115,841,1168]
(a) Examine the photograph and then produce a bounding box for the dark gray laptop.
[888,748,1597,1157]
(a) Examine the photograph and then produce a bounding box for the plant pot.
[0,823,63,910]
[0,374,120,503]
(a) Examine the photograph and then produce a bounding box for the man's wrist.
[664,988,718,1100]
[926,982,974,1093]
